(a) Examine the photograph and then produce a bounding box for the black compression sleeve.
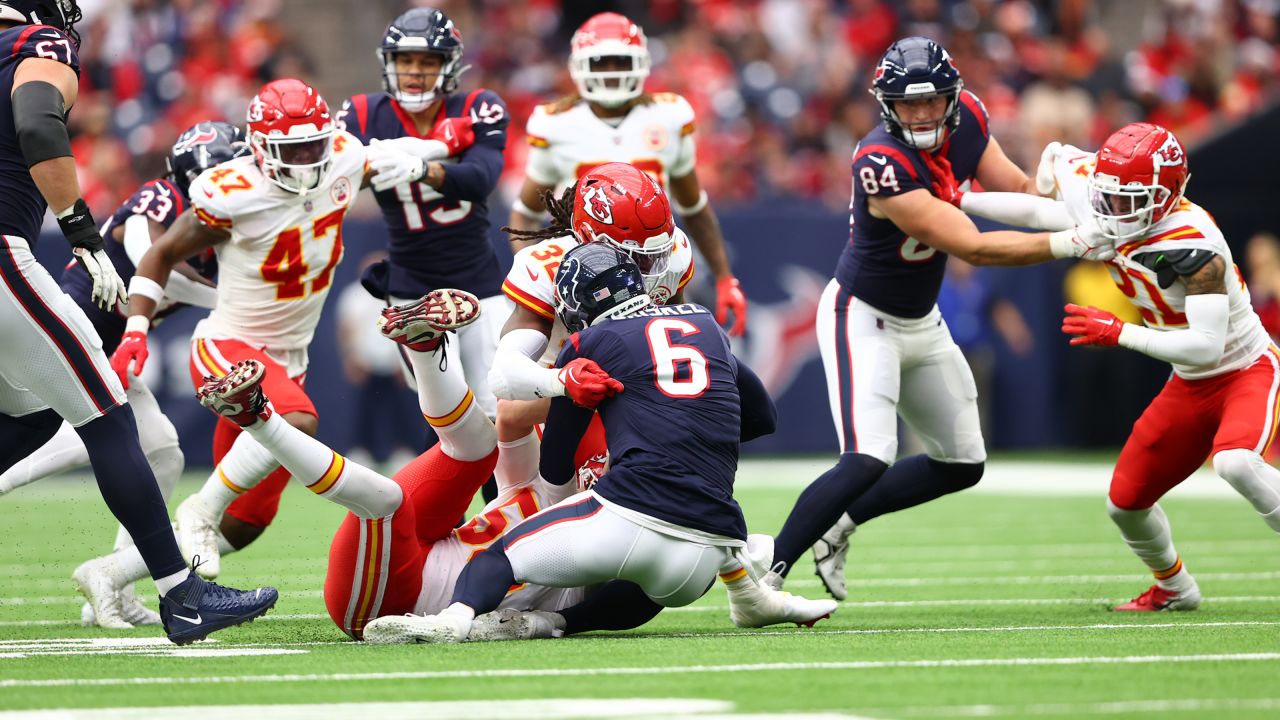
[12,81,72,167]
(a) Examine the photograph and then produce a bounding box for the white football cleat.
[363,612,470,644]
[175,494,222,579]
[72,558,132,630]
[812,517,856,601]
[760,569,784,591]
[725,569,837,629]
[468,608,564,641]
[80,583,161,628]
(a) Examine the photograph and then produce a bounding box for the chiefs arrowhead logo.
[582,185,614,225]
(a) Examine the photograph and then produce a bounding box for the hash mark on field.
[4,653,1280,688]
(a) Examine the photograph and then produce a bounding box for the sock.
[450,541,516,614]
[773,452,888,575]
[846,455,984,525]
[409,343,496,462]
[1213,448,1280,531]
[112,526,236,586]
[155,570,188,597]
[246,413,402,519]
[73,405,186,581]
[1106,499,1195,593]
[494,432,541,497]
[195,432,280,513]
[559,580,663,634]
[0,419,85,494]
[0,409,62,479]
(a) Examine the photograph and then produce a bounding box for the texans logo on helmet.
[583,185,614,224]
[174,128,218,153]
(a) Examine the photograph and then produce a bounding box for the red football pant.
[1111,349,1280,510]
[191,337,317,527]
[323,445,498,639]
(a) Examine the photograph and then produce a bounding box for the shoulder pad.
[1133,248,1219,289]
[12,25,78,71]
[852,145,924,197]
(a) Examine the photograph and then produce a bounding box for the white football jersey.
[524,93,698,191]
[1054,147,1270,379]
[189,131,366,355]
[501,229,696,364]
[415,480,584,615]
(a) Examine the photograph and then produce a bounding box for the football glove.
[110,330,149,389]
[1048,222,1116,262]
[1061,303,1124,347]
[367,141,426,192]
[59,199,127,311]
[430,116,475,156]
[558,358,624,409]
[922,153,964,208]
[1035,141,1063,196]
[715,276,748,337]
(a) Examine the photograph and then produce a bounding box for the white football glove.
[369,136,450,161]
[1049,221,1116,262]
[366,140,427,192]
[1035,141,1063,197]
[72,246,128,310]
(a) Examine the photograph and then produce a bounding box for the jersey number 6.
[646,318,709,398]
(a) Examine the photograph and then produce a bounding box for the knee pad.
[1213,448,1280,513]
[928,459,984,492]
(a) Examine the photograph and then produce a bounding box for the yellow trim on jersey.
[354,518,381,631]
[718,567,748,583]
[680,120,697,137]
[502,279,555,320]
[308,452,346,495]
[196,341,228,378]
[678,252,696,291]
[425,390,474,428]
[527,135,550,148]
[193,207,232,229]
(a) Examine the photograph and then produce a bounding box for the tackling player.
[507,12,746,336]
[0,0,275,644]
[0,120,245,628]
[957,123,1280,610]
[362,244,835,644]
[764,37,1112,599]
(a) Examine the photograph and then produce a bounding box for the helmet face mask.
[570,13,650,108]
[379,8,467,112]
[246,80,335,195]
[871,37,963,150]
[1089,122,1190,242]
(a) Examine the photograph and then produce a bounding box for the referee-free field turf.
[2,458,1279,719]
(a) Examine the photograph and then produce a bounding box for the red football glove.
[715,276,748,337]
[109,331,149,389]
[922,152,964,208]
[1061,303,1124,347]
[430,116,475,156]
[558,358,624,409]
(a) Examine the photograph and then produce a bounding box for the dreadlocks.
[502,182,578,244]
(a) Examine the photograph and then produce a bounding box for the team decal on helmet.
[166,121,249,196]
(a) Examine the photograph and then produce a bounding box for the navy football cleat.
[160,573,278,645]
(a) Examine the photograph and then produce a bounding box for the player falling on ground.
[337,7,510,422]
[956,122,1280,610]
[764,36,1113,599]
[0,120,246,628]
[508,11,746,335]
[362,244,835,644]
[0,0,275,644]
[109,78,426,581]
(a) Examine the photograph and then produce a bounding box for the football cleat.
[468,608,564,641]
[812,519,856,601]
[378,288,481,352]
[175,496,224,580]
[745,534,776,578]
[760,568,784,592]
[724,571,837,629]
[363,611,470,644]
[71,558,132,630]
[1113,583,1202,612]
[80,583,161,627]
[197,360,272,427]
[159,574,278,645]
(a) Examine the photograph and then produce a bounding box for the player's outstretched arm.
[117,214,218,309]
[734,357,777,443]
[488,306,563,401]
[958,192,1074,231]
[538,396,596,486]
[670,170,746,336]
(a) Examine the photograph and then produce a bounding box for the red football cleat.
[197,360,272,427]
[379,288,481,352]
[1113,583,1202,612]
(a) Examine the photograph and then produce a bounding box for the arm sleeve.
[12,81,72,166]
[523,107,560,186]
[959,192,1075,231]
[439,90,508,201]
[487,327,565,400]
[1117,293,1229,366]
[734,355,778,442]
[538,397,596,485]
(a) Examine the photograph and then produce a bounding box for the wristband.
[56,199,102,251]
[512,198,546,221]
[673,189,709,216]
[125,315,150,335]
[128,275,165,303]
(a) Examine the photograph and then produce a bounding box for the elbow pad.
[12,81,72,167]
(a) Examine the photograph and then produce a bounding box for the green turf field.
[2,459,1279,719]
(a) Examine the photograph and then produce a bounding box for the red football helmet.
[246,79,335,194]
[569,12,650,108]
[572,162,675,285]
[1089,122,1190,241]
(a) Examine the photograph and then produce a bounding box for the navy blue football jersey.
[547,303,774,541]
[0,24,79,245]
[60,177,212,353]
[836,90,991,318]
[337,89,507,299]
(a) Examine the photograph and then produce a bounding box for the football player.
[336,7,509,422]
[110,79,428,581]
[362,244,835,644]
[0,120,245,628]
[954,123,1280,610]
[0,0,275,644]
[507,12,747,336]
[764,37,1111,599]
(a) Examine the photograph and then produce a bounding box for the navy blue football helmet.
[165,121,249,197]
[554,243,651,333]
[0,0,82,46]
[378,7,469,112]
[870,37,963,150]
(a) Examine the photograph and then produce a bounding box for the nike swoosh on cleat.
[172,611,202,624]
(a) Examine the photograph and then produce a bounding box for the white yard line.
[648,619,1280,640]
[863,697,1280,717]
[3,653,1278,688]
